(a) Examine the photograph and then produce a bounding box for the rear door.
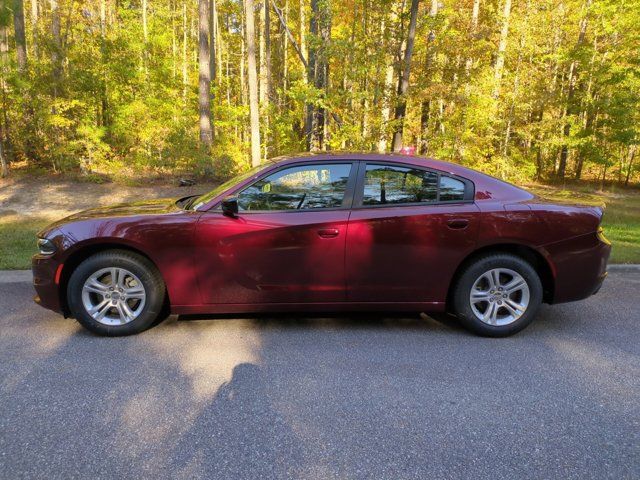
[345,162,480,304]
[194,161,357,305]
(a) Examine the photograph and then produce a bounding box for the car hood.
[39,198,183,236]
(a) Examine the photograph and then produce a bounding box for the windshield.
[189,164,265,210]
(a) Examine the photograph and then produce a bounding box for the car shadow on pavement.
[176,311,467,334]
[170,362,305,479]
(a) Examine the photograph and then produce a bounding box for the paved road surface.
[1,272,638,479]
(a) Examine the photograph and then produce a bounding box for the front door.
[345,162,480,304]
[194,162,356,305]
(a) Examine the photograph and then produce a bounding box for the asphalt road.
[1,272,639,480]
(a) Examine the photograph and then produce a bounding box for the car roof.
[268,152,476,177]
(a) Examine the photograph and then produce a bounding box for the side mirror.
[221,197,239,218]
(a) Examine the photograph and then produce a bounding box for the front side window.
[363,164,439,205]
[236,163,352,211]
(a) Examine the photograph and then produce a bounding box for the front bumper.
[32,254,64,314]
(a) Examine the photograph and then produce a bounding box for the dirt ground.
[0,176,218,218]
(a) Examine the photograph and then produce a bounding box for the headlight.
[37,238,57,255]
[597,226,611,246]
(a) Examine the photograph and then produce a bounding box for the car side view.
[32,153,611,337]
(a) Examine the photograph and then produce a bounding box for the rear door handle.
[447,219,469,230]
[317,228,340,238]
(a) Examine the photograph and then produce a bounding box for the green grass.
[1,185,638,270]
[0,215,52,270]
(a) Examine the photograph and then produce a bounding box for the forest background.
[0,0,639,268]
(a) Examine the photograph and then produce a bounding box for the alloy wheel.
[469,268,530,326]
[81,267,146,326]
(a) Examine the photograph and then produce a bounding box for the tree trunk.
[264,0,272,157]
[198,0,213,147]
[13,0,28,71]
[558,0,591,179]
[600,163,607,191]
[271,0,307,68]
[30,0,38,58]
[501,32,524,160]
[99,0,108,128]
[213,0,223,87]
[244,0,261,166]
[182,2,188,103]
[574,109,595,180]
[299,0,306,66]
[625,145,636,186]
[259,1,266,104]
[492,0,511,98]
[378,9,397,152]
[282,0,288,93]
[141,0,148,74]
[304,0,318,149]
[464,0,480,75]
[419,0,437,154]
[390,0,420,152]
[50,0,62,94]
[0,135,7,177]
[225,14,231,106]
[209,0,220,83]
[142,0,148,40]
[0,23,9,177]
[305,0,331,151]
[264,0,272,100]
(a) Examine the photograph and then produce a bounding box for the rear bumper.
[545,232,611,304]
[32,254,64,315]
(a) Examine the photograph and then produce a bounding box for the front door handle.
[317,228,340,238]
[447,219,469,230]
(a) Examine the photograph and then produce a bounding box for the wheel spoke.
[121,301,136,319]
[115,302,132,324]
[482,302,499,325]
[504,277,526,294]
[505,298,525,315]
[124,285,145,298]
[90,299,112,320]
[84,279,109,296]
[471,289,491,303]
[482,272,495,290]
[111,268,126,288]
[490,269,502,289]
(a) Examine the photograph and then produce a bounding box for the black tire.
[67,250,166,336]
[451,253,543,337]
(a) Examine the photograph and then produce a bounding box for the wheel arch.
[58,242,169,317]
[447,243,556,309]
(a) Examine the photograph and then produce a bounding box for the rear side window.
[439,176,466,201]
[237,163,352,211]
[362,164,469,206]
[362,165,438,206]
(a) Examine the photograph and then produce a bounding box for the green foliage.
[0,0,637,185]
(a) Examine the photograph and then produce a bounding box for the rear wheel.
[67,250,166,336]
[452,254,543,337]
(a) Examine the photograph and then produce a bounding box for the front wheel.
[67,250,166,336]
[451,254,543,337]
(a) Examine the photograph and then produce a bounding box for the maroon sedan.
[32,153,610,337]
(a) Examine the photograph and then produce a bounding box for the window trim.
[352,161,475,209]
[212,160,360,214]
